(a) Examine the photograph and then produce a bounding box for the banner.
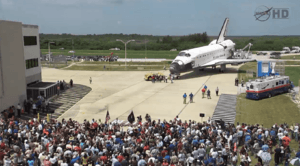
[37,113,40,122]
[47,114,50,122]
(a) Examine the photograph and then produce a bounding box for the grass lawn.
[237,62,257,82]
[65,65,167,71]
[81,61,171,65]
[285,66,300,86]
[235,93,300,166]
[41,49,179,59]
[236,94,300,127]
[281,55,300,59]
[285,61,300,66]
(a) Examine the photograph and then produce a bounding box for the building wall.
[22,25,42,84]
[0,20,27,111]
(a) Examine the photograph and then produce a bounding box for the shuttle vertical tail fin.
[216,18,229,44]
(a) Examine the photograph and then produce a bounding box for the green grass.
[285,66,300,86]
[237,62,257,82]
[65,65,167,71]
[281,55,300,59]
[235,93,300,166]
[81,61,172,65]
[41,49,179,59]
[284,61,300,66]
[236,94,299,127]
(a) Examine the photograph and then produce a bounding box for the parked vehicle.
[246,75,294,100]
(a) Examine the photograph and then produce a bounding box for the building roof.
[27,82,56,88]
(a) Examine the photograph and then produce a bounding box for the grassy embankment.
[281,55,300,60]
[41,49,179,59]
[236,63,300,165]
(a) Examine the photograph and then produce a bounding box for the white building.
[0,20,56,111]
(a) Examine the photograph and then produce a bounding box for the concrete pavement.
[42,65,240,123]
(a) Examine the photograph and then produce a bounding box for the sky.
[1,0,300,36]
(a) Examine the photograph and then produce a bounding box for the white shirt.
[60,163,68,166]
[74,163,80,166]
[38,124,43,131]
[294,126,299,133]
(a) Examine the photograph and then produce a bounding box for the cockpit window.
[177,52,190,57]
[177,52,186,56]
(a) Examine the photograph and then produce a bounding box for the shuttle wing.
[200,59,256,67]
[216,18,229,44]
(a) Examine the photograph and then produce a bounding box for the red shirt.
[162,162,169,166]
[143,145,150,151]
[117,155,124,162]
[161,150,168,157]
[0,151,5,160]
[136,138,142,144]
[74,146,82,154]
[100,156,108,162]
[0,142,6,149]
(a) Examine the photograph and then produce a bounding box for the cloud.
[117,21,122,25]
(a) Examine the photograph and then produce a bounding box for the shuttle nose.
[169,62,180,74]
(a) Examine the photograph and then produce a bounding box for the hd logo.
[254,6,290,22]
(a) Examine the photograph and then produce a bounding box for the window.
[24,36,37,46]
[276,82,278,85]
[250,85,254,89]
[25,58,39,69]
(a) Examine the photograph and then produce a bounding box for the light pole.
[48,42,55,64]
[116,39,135,68]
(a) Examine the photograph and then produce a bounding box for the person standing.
[89,77,92,84]
[235,78,238,86]
[241,79,244,87]
[57,84,60,96]
[17,103,21,117]
[70,79,73,87]
[32,103,37,115]
[171,75,174,84]
[165,76,168,83]
[204,85,207,93]
[215,87,219,96]
[189,93,194,103]
[207,89,211,99]
[202,88,205,98]
[183,93,187,104]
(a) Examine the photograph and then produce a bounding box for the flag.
[105,111,110,123]
[128,110,135,124]
[111,52,113,55]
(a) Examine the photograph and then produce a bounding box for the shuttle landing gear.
[212,65,217,70]
[219,64,226,73]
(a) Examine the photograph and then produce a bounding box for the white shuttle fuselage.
[169,18,255,75]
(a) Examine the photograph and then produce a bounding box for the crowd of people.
[0,110,299,166]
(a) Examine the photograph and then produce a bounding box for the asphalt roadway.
[42,65,241,123]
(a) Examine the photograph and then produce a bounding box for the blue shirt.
[189,93,193,97]
[270,130,276,136]
[27,160,34,166]
[204,85,207,89]
[183,94,187,98]
[164,155,170,163]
